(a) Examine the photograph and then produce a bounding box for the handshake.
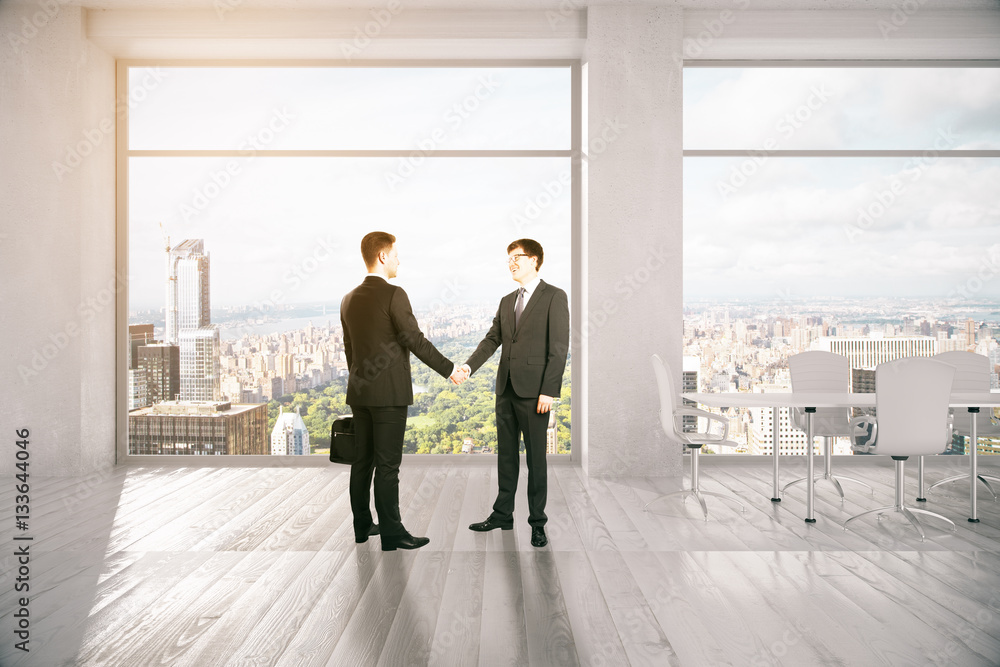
[449,363,471,385]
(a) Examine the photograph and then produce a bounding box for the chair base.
[844,458,957,542]
[844,504,956,542]
[643,445,746,521]
[928,473,1000,501]
[780,435,875,500]
[782,474,874,499]
[644,488,746,522]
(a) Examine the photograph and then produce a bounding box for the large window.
[683,64,1000,456]
[121,63,577,458]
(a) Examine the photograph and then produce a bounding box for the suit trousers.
[349,404,408,539]
[491,379,549,527]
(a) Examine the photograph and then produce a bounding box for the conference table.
[683,391,1000,524]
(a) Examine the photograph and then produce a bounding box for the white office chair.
[645,354,745,521]
[925,351,1000,500]
[844,357,957,541]
[784,351,874,499]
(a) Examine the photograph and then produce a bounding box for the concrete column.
[583,6,683,477]
[1,3,116,476]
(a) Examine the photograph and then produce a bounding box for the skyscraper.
[138,343,180,404]
[681,356,700,433]
[128,324,155,369]
[127,324,157,410]
[271,406,310,455]
[129,400,268,455]
[546,410,558,454]
[816,335,936,370]
[165,239,211,345]
[180,326,221,401]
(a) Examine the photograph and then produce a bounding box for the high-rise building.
[275,353,295,378]
[265,376,284,401]
[221,376,243,404]
[546,410,558,454]
[138,343,180,404]
[165,239,211,345]
[851,368,876,394]
[127,324,158,410]
[180,326,221,401]
[681,356,700,433]
[815,335,936,371]
[966,318,977,350]
[128,324,155,369]
[128,400,268,455]
[747,406,816,456]
[271,406,310,455]
[128,369,148,411]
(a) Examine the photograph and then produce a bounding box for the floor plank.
[4,460,1000,666]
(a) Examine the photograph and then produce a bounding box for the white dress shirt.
[517,276,542,308]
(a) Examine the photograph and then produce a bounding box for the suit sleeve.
[540,288,570,398]
[465,303,503,374]
[388,287,454,379]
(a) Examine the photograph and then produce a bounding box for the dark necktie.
[515,287,526,328]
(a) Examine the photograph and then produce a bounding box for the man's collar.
[519,276,542,294]
[365,273,388,282]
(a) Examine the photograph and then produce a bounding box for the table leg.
[772,406,781,502]
[806,407,816,523]
[916,456,926,502]
[970,407,980,523]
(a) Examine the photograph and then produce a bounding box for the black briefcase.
[329,415,356,464]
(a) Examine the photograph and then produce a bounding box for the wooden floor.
[4,457,1000,666]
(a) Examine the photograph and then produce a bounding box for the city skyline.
[682,297,1000,456]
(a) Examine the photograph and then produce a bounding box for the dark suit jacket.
[341,276,454,406]
[465,279,569,398]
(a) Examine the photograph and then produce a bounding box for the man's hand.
[537,394,554,414]
[450,365,470,385]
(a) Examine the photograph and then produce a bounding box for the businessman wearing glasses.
[453,239,570,548]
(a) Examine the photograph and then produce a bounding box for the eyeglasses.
[507,253,530,265]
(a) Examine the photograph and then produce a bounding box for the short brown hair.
[507,238,544,271]
[361,231,396,269]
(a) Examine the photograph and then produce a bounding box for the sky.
[127,65,1000,311]
[683,67,1000,301]
[127,67,572,311]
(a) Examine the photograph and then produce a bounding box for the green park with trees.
[267,332,572,455]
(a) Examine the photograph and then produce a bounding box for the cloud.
[684,67,1000,151]
[685,156,1000,299]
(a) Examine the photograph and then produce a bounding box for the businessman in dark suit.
[341,231,464,551]
[457,239,569,547]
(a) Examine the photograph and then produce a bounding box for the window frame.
[681,59,1000,457]
[116,58,582,466]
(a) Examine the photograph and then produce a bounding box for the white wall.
[1,3,117,476]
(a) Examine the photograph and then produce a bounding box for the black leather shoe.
[355,524,380,544]
[469,517,514,532]
[531,526,547,547]
[381,533,430,551]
